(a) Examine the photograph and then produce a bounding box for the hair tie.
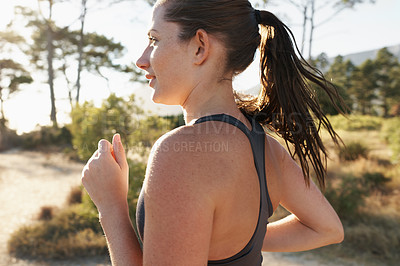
[254,9,262,24]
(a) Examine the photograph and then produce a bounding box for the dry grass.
[312,122,400,265]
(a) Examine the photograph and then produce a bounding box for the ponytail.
[237,10,344,189]
[161,0,343,189]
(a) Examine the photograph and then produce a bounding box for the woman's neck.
[181,80,242,125]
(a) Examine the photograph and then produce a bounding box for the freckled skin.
[81,2,344,265]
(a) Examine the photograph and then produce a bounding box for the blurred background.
[0,0,399,265]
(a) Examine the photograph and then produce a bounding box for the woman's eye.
[148,36,158,45]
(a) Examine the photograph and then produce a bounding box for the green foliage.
[361,172,391,192]
[70,93,181,161]
[7,204,106,259]
[338,141,369,161]
[349,59,377,115]
[20,126,72,150]
[328,115,383,131]
[127,160,147,222]
[7,159,146,260]
[130,115,178,149]
[0,58,33,124]
[323,55,354,114]
[374,48,400,117]
[325,175,367,219]
[382,117,400,161]
[70,93,142,161]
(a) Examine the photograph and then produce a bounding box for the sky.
[0,0,399,134]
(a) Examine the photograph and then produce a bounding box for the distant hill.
[242,44,400,95]
[334,44,400,66]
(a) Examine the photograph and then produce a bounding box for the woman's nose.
[136,47,150,70]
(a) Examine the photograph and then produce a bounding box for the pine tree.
[349,59,377,115]
[374,48,400,117]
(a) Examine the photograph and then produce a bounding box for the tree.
[0,30,33,127]
[0,60,33,127]
[14,3,128,111]
[374,48,400,117]
[349,59,377,115]
[76,0,88,104]
[269,0,376,59]
[59,29,126,108]
[14,1,64,128]
[309,53,350,115]
[324,55,355,112]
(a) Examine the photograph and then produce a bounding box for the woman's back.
[137,113,274,264]
[81,0,344,264]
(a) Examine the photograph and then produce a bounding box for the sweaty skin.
[81,3,344,265]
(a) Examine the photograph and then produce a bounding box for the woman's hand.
[81,133,129,215]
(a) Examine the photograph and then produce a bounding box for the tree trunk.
[308,0,315,60]
[0,88,6,127]
[46,1,58,128]
[301,5,308,55]
[76,0,87,105]
[382,98,389,117]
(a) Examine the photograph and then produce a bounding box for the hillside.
[339,43,400,66]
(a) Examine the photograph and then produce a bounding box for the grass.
[304,115,400,265]
[7,115,400,264]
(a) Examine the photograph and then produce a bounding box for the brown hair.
[160,0,343,189]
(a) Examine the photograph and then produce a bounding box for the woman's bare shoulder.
[265,134,289,161]
[150,122,247,159]
[146,122,245,193]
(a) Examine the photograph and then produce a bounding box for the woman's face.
[136,5,194,105]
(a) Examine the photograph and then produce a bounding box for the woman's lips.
[146,75,156,87]
[145,74,155,80]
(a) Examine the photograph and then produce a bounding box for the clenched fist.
[81,133,129,215]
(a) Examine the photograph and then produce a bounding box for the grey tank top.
[136,113,274,265]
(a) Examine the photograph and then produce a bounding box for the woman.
[81,0,344,265]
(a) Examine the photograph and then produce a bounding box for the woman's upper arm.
[278,147,342,234]
[142,131,215,266]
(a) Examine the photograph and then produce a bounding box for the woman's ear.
[191,29,210,65]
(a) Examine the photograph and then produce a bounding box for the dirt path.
[0,150,110,265]
[0,150,349,266]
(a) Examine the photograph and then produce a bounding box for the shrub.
[69,93,181,161]
[126,160,146,222]
[37,206,55,221]
[69,93,144,161]
[362,172,391,192]
[21,126,72,150]
[8,204,106,259]
[66,186,83,205]
[0,126,19,151]
[338,141,369,161]
[325,175,367,219]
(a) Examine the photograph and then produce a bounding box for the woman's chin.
[151,93,179,106]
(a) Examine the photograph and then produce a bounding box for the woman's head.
[156,0,260,76]
[140,0,345,189]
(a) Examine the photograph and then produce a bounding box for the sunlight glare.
[0,2,14,29]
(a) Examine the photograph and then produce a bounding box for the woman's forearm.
[99,204,143,266]
[262,214,343,252]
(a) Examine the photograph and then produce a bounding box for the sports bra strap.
[194,113,273,218]
[194,113,252,136]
